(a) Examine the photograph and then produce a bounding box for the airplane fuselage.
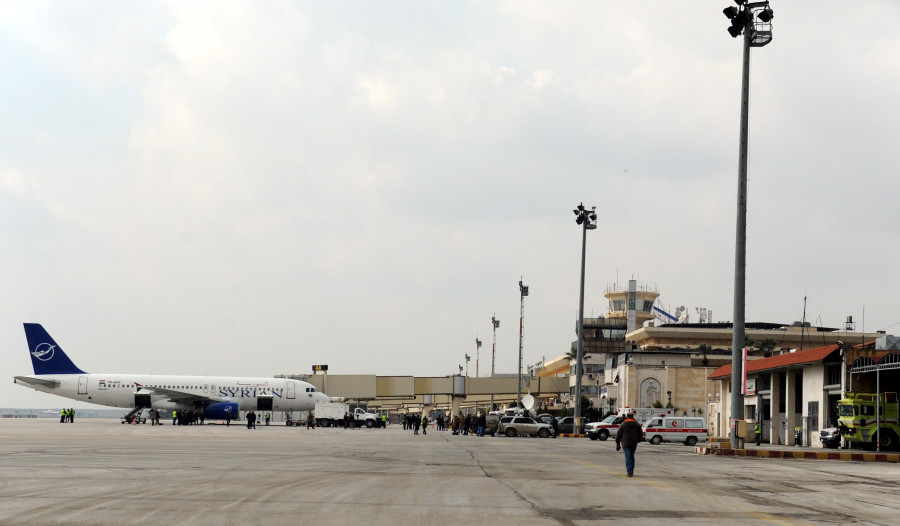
[15,373,323,413]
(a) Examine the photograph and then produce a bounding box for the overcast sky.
[3,1,899,408]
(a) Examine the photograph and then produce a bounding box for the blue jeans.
[623,446,636,475]
[477,425,484,437]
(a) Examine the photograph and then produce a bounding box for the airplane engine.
[203,402,239,419]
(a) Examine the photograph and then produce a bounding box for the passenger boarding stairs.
[122,404,148,424]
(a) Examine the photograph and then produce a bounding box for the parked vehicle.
[820,427,841,448]
[586,409,674,440]
[484,413,500,436]
[586,415,621,440]
[556,416,586,435]
[498,416,552,438]
[121,409,147,424]
[642,416,708,446]
[314,402,381,428]
[837,391,899,450]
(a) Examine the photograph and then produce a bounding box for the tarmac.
[2,418,900,525]
[562,433,900,463]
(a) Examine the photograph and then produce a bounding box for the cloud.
[2,2,900,409]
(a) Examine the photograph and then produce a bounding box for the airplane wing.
[14,376,61,389]
[135,382,225,404]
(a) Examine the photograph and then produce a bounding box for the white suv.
[498,416,552,438]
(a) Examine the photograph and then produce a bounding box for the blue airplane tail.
[24,323,86,375]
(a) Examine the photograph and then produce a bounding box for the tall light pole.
[723,0,773,449]
[465,354,470,377]
[573,203,597,433]
[475,337,482,377]
[518,279,529,410]
[491,315,500,411]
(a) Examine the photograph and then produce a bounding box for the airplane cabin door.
[286,381,295,399]
[78,376,88,395]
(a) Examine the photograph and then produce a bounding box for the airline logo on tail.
[31,343,56,362]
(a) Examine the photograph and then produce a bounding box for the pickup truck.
[586,415,622,440]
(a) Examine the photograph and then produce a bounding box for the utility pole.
[491,315,499,411]
[723,0,774,449]
[573,203,597,433]
[475,337,482,378]
[518,280,529,410]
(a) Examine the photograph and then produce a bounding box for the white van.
[642,416,707,446]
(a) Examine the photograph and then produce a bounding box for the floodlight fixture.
[728,25,743,38]
[758,6,773,22]
[723,6,738,18]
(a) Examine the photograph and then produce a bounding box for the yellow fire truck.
[837,392,900,450]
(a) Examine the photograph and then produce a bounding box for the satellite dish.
[521,394,535,411]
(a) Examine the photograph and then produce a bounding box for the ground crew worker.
[265,413,270,426]
[755,421,762,446]
[381,414,387,428]
[172,410,177,426]
[60,409,66,423]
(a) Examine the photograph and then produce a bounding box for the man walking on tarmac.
[615,413,643,477]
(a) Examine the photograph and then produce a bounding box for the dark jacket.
[615,418,643,448]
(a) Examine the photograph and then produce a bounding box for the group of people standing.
[401,413,429,435]
[170,409,205,425]
[450,413,488,436]
[245,410,270,428]
[59,408,75,423]
[147,408,162,425]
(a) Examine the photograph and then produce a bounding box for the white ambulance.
[586,408,674,441]
[642,416,708,446]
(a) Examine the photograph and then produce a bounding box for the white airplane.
[14,323,328,420]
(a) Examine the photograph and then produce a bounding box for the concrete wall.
[803,365,826,447]
[616,365,714,418]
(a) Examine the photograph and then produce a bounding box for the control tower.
[604,279,659,333]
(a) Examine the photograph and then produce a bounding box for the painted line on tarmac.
[740,506,816,526]
[500,440,682,494]
[555,453,681,494]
